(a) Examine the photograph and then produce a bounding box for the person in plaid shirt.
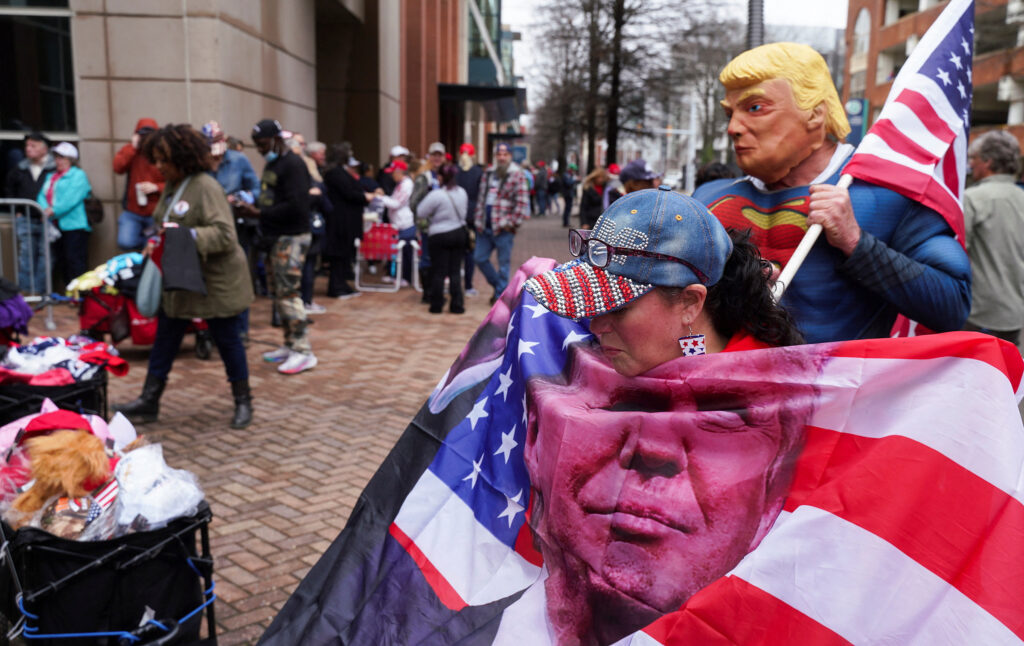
[473,142,531,304]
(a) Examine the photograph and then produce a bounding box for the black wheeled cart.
[0,502,216,645]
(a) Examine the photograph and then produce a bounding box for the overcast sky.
[504,0,850,90]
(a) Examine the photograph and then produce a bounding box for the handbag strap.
[442,188,466,221]
[157,176,193,225]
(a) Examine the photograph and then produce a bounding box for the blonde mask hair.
[720,42,850,141]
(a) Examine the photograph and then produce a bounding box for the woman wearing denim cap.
[524,185,803,376]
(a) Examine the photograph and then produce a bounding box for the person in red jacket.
[112,117,164,249]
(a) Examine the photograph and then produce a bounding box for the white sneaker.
[381,276,395,284]
[304,302,327,314]
[262,346,291,363]
[466,288,479,297]
[278,351,318,375]
[337,291,362,300]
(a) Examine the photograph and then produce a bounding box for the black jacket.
[322,166,366,258]
[456,165,484,226]
[5,155,55,202]
[256,150,311,238]
[579,187,604,228]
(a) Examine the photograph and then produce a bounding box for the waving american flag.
[843,0,974,243]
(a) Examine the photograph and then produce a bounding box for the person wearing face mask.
[235,118,317,375]
[473,142,531,304]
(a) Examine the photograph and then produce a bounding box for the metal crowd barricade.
[0,199,55,330]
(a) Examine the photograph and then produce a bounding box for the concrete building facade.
[1,0,474,265]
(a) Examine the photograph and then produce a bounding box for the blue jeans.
[473,229,515,296]
[118,209,154,250]
[148,312,249,383]
[15,215,47,294]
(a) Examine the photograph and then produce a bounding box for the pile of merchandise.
[0,335,128,386]
[0,403,203,541]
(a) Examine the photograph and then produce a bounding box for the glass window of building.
[0,1,74,197]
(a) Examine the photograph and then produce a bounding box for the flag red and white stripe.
[842,0,974,244]
[616,332,1024,646]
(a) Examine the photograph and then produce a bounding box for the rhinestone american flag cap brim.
[523,257,654,321]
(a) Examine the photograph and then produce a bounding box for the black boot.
[114,373,166,424]
[230,380,253,429]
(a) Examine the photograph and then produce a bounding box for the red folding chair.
[354,223,418,293]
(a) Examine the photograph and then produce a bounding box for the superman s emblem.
[706,194,810,266]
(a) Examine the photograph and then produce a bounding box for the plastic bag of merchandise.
[115,444,203,532]
[38,481,120,541]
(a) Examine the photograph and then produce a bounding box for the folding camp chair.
[354,223,419,293]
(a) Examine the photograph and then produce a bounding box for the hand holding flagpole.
[771,174,854,301]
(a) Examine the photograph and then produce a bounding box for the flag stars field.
[495,366,515,401]
[468,398,489,430]
[518,339,539,359]
[497,490,525,528]
[494,427,518,464]
[463,455,484,489]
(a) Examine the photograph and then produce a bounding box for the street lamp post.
[747,0,764,50]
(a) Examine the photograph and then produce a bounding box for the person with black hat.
[235,118,318,375]
[618,158,661,194]
[5,132,55,294]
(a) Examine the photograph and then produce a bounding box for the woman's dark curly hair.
[662,228,805,347]
[707,228,804,346]
[141,124,213,176]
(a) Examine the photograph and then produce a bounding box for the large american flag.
[390,288,1024,644]
[261,259,1024,645]
[843,0,974,243]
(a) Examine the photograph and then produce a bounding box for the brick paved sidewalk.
[25,212,572,645]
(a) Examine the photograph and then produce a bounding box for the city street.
[33,210,570,645]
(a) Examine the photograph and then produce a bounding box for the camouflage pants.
[271,233,311,354]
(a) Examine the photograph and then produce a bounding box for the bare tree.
[670,11,746,161]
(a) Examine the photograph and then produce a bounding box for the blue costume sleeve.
[839,186,971,333]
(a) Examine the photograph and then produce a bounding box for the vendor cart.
[0,502,216,645]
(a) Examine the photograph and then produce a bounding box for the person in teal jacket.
[37,141,92,286]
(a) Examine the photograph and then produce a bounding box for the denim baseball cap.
[524,186,733,320]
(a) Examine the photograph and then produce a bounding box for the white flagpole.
[771,173,854,301]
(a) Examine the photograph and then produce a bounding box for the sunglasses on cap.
[567,229,710,284]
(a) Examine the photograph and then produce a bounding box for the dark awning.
[438,84,527,121]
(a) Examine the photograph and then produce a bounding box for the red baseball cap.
[460,143,476,156]
[608,163,621,175]
[384,159,409,172]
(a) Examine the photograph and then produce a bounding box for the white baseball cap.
[52,142,79,160]
[390,145,410,157]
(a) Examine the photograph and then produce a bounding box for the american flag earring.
[678,325,706,356]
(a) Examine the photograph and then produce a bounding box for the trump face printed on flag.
[523,343,824,645]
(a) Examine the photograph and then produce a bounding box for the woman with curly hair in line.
[524,186,803,378]
[115,124,256,428]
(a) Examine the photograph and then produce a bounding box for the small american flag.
[843,0,974,244]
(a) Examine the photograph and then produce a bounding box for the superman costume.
[694,152,971,344]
